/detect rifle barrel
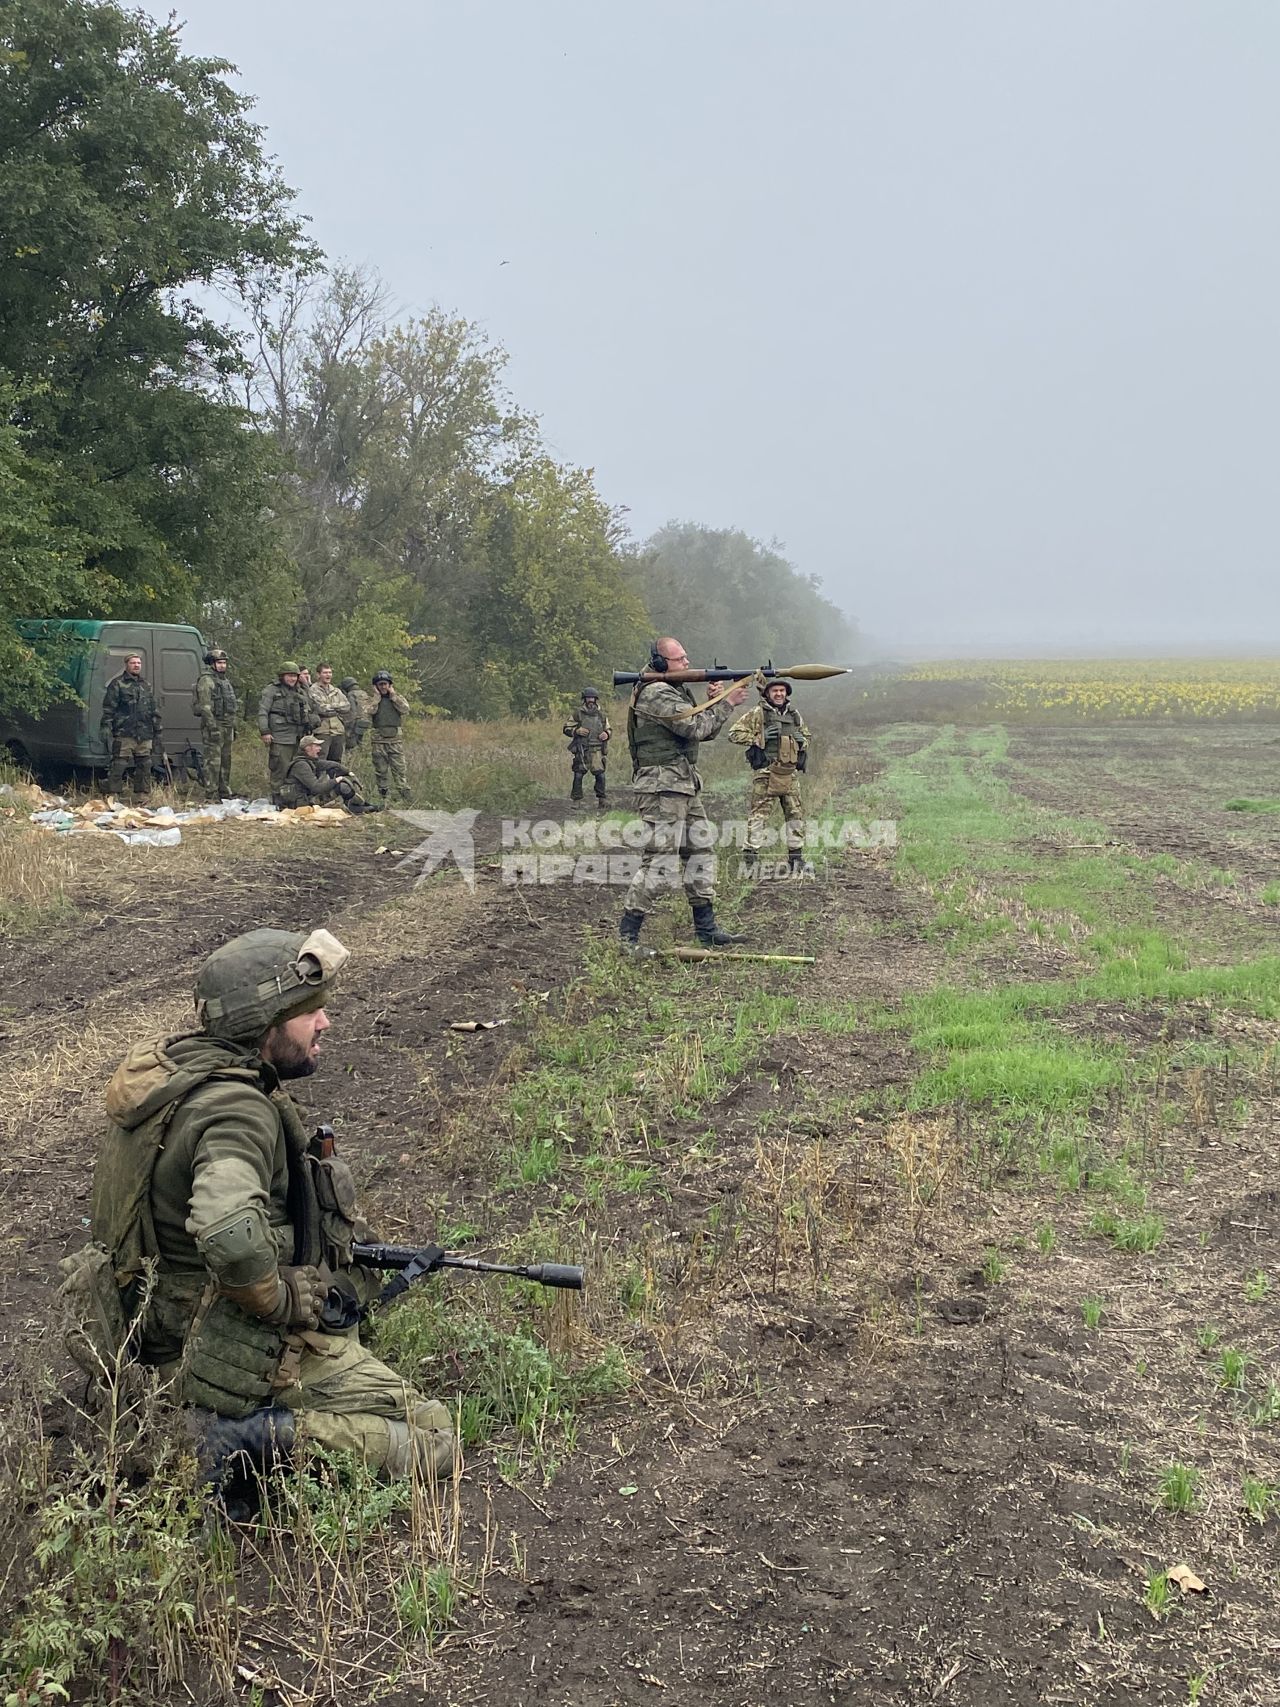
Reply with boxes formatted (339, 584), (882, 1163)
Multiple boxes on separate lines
(353, 1242), (584, 1291)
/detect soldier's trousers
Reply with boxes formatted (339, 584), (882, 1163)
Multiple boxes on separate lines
(278, 1329), (455, 1477)
(267, 739), (298, 788)
(108, 737), (153, 797)
(371, 733), (410, 800)
(204, 725), (234, 796)
(570, 749), (607, 801)
(319, 733), (345, 765)
(622, 792), (717, 913)
(745, 772), (805, 853)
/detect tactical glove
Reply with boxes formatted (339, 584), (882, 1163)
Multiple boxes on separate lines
(796, 747), (808, 773)
(746, 744), (769, 771)
(224, 1265), (328, 1330)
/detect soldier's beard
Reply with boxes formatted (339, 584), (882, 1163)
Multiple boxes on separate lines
(261, 1029), (320, 1080)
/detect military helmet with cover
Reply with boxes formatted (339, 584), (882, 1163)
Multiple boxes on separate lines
(280, 661), (302, 677)
(195, 928), (349, 1043)
(371, 670), (393, 685)
(339, 677), (358, 692)
(205, 648), (229, 666)
(761, 677), (792, 699)
(580, 688), (599, 702)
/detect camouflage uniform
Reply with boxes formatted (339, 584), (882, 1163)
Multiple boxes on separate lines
(729, 696), (810, 857)
(369, 680), (411, 802)
(101, 669), (162, 797)
(341, 681), (373, 751)
(257, 674), (319, 789)
(278, 750), (374, 813)
(86, 930), (453, 1480)
(622, 680), (737, 915)
(563, 694), (612, 805)
(194, 667), (238, 798)
(307, 681), (351, 764)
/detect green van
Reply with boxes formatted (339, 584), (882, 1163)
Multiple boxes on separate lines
(1, 619), (208, 777)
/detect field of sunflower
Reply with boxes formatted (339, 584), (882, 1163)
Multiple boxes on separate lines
(888, 659), (1280, 720)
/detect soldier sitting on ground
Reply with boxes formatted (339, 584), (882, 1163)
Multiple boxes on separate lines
(81, 926), (454, 1507)
(277, 733), (381, 813)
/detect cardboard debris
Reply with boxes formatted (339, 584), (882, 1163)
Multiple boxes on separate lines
(448, 1019), (510, 1033)
(25, 786), (356, 842)
(1167, 1564), (1207, 1595)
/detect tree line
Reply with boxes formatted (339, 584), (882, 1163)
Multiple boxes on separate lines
(0, 0), (857, 721)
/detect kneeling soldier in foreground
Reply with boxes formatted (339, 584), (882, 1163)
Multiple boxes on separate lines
(86, 928), (455, 1493)
(277, 732), (380, 812)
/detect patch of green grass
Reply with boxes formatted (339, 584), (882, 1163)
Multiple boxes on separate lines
(1035, 1222), (1056, 1254)
(1143, 1569), (1173, 1620)
(1262, 882), (1280, 907)
(981, 1246), (1007, 1284)
(1244, 1270), (1270, 1303)
(1089, 1210), (1165, 1253)
(1196, 1324), (1222, 1352)
(1248, 1381), (1280, 1426)
(1218, 1347), (1251, 1391)
(1157, 1461), (1200, 1514)
(374, 1287), (629, 1461)
(1225, 798), (1280, 814)
(396, 1561), (463, 1648)
(1241, 1474), (1278, 1524)
(1081, 1297), (1104, 1330)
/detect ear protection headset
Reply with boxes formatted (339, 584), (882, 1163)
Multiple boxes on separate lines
(648, 642), (668, 673)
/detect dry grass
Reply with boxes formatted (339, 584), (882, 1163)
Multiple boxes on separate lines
(0, 824), (74, 932)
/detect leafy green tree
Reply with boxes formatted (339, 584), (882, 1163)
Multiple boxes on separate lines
(470, 457), (649, 716)
(0, 0), (313, 713)
(629, 523), (857, 669)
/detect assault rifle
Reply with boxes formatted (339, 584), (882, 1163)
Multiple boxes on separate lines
(612, 661), (848, 688)
(321, 1240), (585, 1331)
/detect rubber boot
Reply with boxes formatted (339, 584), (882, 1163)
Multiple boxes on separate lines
(619, 909), (653, 958)
(189, 1405), (296, 1519)
(690, 900), (746, 948)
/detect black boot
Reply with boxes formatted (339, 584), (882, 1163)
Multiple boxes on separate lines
(189, 1405), (296, 1518)
(788, 848), (805, 875)
(690, 900), (746, 948)
(741, 846), (759, 874)
(619, 908), (652, 957)
(570, 777), (584, 804)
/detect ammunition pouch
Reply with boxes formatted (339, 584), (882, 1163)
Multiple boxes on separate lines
(178, 1291), (290, 1418)
(776, 733), (801, 768)
(746, 744), (768, 771)
(57, 1242), (128, 1381)
(311, 1151), (360, 1269)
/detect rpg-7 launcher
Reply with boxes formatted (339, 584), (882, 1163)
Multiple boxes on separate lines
(612, 662), (849, 688)
(321, 1240), (585, 1332)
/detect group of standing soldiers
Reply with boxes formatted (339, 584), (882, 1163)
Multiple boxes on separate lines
(254, 661), (411, 809)
(97, 650), (415, 810)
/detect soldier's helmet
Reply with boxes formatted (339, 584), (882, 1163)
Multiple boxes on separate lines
(339, 677), (358, 692)
(761, 678), (792, 699)
(280, 661), (302, 677)
(205, 648), (229, 666)
(195, 928), (349, 1043)
(581, 688), (599, 701)
(371, 670), (393, 685)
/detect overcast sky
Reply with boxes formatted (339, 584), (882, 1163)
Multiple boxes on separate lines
(156, 1), (1277, 654)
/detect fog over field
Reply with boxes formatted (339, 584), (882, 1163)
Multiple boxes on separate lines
(154, 0), (1277, 656)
